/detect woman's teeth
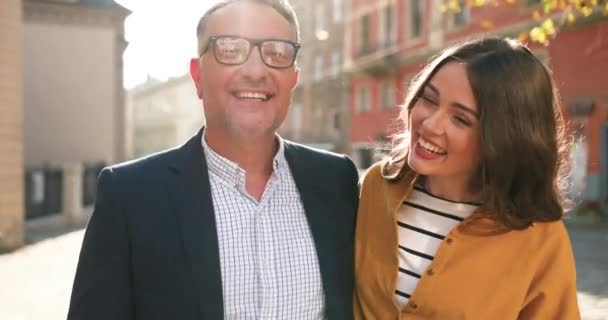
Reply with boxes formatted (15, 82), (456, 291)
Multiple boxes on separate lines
(418, 138), (446, 155)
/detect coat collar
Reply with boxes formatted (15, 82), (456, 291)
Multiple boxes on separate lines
(374, 163), (505, 237)
(167, 128), (224, 319)
(283, 141), (347, 318)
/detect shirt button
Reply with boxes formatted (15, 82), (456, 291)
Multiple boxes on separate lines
(446, 238), (453, 245)
(426, 268), (434, 276)
(409, 301), (418, 309)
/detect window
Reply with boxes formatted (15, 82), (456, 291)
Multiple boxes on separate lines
(315, 4), (325, 33)
(568, 135), (588, 203)
(379, 4), (396, 47)
(357, 147), (374, 169)
(408, 0), (424, 39)
(332, 108), (340, 131)
(315, 106), (324, 129)
(314, 54), (324, 81)
(381, 79), (395, 110)
(524, 0), (541, 6)
(332, 0), (343, 23)
(451, 0), (470, 27)
(359, 14), (371, 55)
(357, 86), (371, 113)
(331, 49), (341, 78)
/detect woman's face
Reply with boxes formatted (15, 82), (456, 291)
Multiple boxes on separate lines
(407, 62), (481, 186)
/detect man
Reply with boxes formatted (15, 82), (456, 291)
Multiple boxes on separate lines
(67, 0), (359, 319)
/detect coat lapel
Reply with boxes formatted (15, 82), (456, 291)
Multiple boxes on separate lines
(283, 142), (342, 317)
(167, 129), (224, 319)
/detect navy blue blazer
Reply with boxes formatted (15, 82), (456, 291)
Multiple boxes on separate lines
(67, 129), (359, 320)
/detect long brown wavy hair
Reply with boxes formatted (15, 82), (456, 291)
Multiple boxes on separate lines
(382, 37), (571, 230)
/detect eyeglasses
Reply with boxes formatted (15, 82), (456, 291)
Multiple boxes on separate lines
(201, 35), (300, 69)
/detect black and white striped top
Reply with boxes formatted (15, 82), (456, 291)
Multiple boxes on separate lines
(394, 185), (479, 309)
(202, 135), (325, 320)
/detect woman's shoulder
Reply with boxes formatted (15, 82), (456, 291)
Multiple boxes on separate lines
(359, 161), (417, 205)
(360, 162), (384, 183)
(480, 218), (572, 254)
(526, 219), (572, 247)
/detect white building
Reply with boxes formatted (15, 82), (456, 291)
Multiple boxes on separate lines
(129, 75), (205, 158)
(23, 0), (130, 167)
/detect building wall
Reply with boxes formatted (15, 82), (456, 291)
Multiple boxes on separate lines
(548, 23), (608, 202)
(282, 0), (348, 151)
(0, 0), (25, 252)
(348, 0), (608, 168)
(549, 24), (608, 101)
(131, 75), (204, 158)
(23, 22), (119, 166)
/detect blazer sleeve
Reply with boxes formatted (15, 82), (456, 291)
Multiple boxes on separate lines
(518, 222), (580, 320)
(342, 155), (359, 218)
(67, 168), (133, 320)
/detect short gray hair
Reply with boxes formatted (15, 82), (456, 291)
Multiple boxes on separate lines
(195, 0), (300, 56)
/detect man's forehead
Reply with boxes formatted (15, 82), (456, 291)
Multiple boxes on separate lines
(204, 1), (294, 40)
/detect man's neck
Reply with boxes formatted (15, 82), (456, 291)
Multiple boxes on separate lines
(204, 128), (279, 200)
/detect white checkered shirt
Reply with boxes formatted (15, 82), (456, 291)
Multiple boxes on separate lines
(202, 135), (325, 320)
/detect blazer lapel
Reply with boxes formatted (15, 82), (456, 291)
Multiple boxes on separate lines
(167, 129), (224, 319)
(283, 142), (341, 316)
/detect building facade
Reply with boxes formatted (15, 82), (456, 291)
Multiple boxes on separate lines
(0, 0), (25, 252)
(281, 0), (350, 152)
(20, 0), (130, 237)
(346, 0), (608, 209)
(23, 0), (130, 167)
(129, 75), (205, 158)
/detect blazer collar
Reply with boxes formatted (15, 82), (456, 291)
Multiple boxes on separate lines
(283, 142), (346, 318)
(167, 128), (224, 319)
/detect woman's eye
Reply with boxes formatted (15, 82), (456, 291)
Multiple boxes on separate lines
(454, 116), (471, 126)
(420, 95), (436, 106)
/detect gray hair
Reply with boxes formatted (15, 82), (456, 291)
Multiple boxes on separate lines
(195, 0), (300, 56)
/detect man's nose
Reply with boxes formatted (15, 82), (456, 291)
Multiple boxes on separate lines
(240, 46), (268, 81)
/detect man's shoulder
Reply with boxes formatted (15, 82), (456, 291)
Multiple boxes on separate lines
(283, 140), (348, 163)
(105, 145), (183, 179)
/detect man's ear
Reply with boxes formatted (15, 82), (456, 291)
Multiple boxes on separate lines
(289, 67), (299, 90)
(190, 58), (202, 99)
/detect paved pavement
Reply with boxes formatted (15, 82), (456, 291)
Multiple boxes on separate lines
(569, 225), (608, 320)
(0, 225), (607, 320)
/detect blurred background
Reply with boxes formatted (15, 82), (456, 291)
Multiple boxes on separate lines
(0, 0), (607, 319)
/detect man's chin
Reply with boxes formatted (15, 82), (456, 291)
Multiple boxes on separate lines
(227, 122), (277, 141)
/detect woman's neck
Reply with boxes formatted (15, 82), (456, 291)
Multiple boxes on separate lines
(423, 175), (481, 204)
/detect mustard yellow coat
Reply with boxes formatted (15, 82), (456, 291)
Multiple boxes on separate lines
(354, 163), (580, 320)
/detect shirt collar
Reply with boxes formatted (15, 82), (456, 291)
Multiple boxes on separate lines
(201, 131), (287, 186)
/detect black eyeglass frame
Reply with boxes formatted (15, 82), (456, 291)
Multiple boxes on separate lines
(201, 35), (301, 69)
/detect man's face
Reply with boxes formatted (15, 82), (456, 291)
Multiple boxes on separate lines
(190, 1), (299, 141)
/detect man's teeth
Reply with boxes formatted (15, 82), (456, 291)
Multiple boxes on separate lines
(236, 92), (268, 100)
(418, 138), (446, 155)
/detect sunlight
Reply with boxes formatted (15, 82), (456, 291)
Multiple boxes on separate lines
(115, 0), (218, 89)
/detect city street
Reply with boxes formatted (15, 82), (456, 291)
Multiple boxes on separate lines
(0, 225), (607, 320)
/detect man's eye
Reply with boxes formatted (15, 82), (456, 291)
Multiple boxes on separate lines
(220, 47), (240, 55)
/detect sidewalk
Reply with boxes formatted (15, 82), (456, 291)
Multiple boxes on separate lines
(0, 225), (607, 320)
(568, 225), (608, 320)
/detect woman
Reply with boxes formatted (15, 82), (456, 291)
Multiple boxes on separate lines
(353, 37), (580, 319)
